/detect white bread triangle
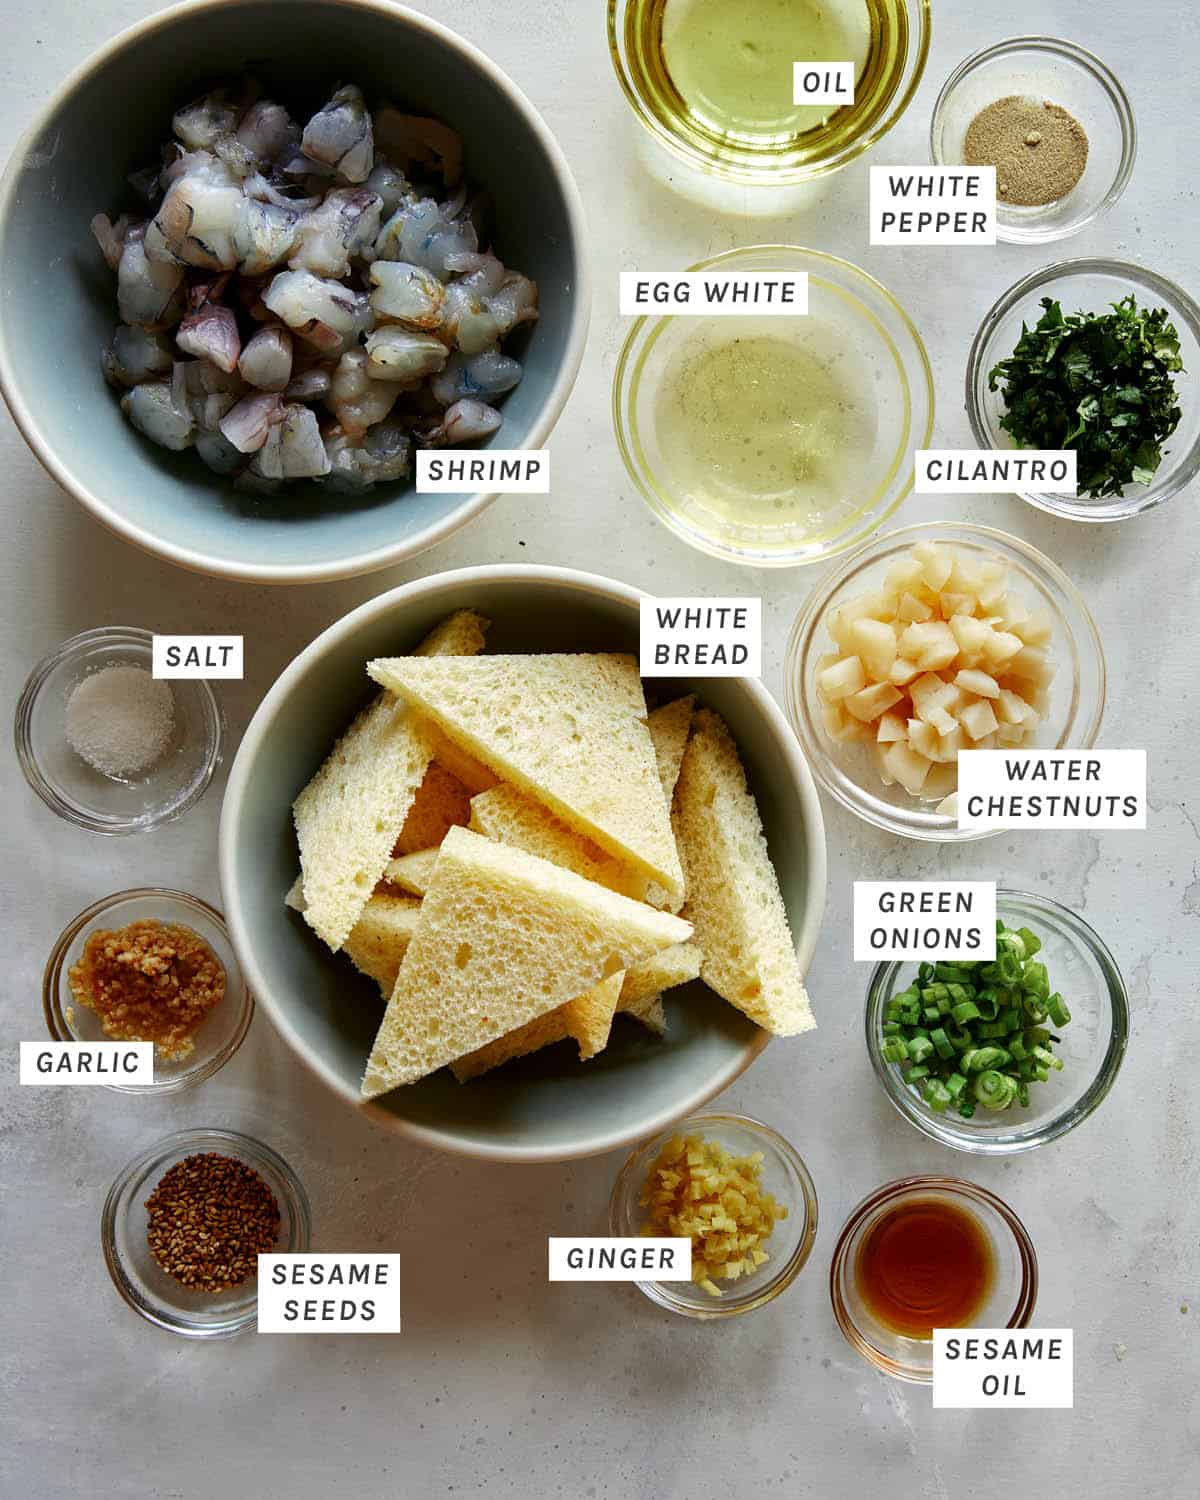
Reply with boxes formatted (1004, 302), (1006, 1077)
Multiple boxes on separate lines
(673, 710), (815, 1037)
(469, 784), (648, 900)
(449, 970), (623, 1082)
(361, 826), (691, 1096)
(366, 654), (684, 899)
(648, 696), (696, 804)
(284, 877), (420, 997)
(292, 609), (486, 950)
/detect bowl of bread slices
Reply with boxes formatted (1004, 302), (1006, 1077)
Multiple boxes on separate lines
(219, 566), (826, 1161)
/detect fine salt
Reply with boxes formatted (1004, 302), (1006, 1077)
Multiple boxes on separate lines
(65, 665), (175, 779)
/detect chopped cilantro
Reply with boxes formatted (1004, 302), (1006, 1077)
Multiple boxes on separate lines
(987, 295), (1184, 498)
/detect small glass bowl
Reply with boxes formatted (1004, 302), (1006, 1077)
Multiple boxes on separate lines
(102, 1128), (310, 1339)
(608, 0), (930, 186)
(15, 626), (222, 834)
(43, 888), (253, 1094)
(614, 246), (934, 568)
(967, 259), (1200, 522)
(784, 522), (1106, 841)
(608, 1112), (818, 1319)
(931, 37), (1135, 244)
(865, 890), (1128, 1153)
(830, 1176), (1037, 1382)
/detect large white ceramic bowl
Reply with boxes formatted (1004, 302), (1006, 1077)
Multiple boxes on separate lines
(219, 566), (827, 1162)
(0, 0), (589, 582)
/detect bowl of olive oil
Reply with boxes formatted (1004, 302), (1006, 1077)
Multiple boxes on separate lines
(613, 246), (934, 568)
(609, 0), (931, 183)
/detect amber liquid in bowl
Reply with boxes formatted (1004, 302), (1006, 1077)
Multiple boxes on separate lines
(855, 1197), (994, 1338)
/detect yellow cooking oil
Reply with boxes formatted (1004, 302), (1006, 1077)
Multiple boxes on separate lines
(653, 320), (878, 537)
(619, 0), (911, 175)
(662, 0), (871, 138)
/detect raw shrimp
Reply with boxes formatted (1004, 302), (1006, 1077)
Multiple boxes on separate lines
(262, 269), (369, 355)
(368, 261), (446, 330)
(93, 79), (535, 487)
(238, 325), (293, 391)
(440, 251), (538, 354)
(302, 85), (373, 183)
(235, 100), (300, 168)
(175, 280), (241, 373)
(322, 421), (413, 493)
(116, 226), (186, 329)
(372, 197), (477, 278)
(416, 398), (502, 447)
(328, 348), (398, 437)
(289, 188), (383, 279)
(365, 159), (414, 220)
(431, 347), (523, 406)
(101, 325), (174, 388)
(121, 383), (194, 450)
(365, 326), (448, 382)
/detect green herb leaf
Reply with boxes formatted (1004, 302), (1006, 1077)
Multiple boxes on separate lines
(987, 295), (1185, 497)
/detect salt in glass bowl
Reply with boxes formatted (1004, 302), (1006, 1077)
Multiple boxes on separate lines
(15, 626), (222, 834)
(830, 1175), (1037, 1383)
(102, 1128), (310, 1339)
(608, 1112), (818, 1319)
(608, 0), (930, 186)
(865, 890), (1128, 1153)
(931, 36), (1135, 244)
(784, 522), (1106, 841)
(43, 888), (253, 1095)
(614, 246), (934, 568)
(966, 259), (1200, 522)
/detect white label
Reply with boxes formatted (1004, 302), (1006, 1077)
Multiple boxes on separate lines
(870, 166), (996, 244)
(414, 449), (549, 493)
(619, 272), (809, 316)
(639, 597), (762, 678)
(548, 1237), (692, 1282)
(933, 1329), (1073, 1408)
(853, 882), (996, 961)
(915, 450), (1077, 495)
(257, 1254), (401, 1333)
(793, 61), (856, 105)
(152, 634), (243, 679)
(19, 1040), (153, 1085)
(957, 750), (1147, 830)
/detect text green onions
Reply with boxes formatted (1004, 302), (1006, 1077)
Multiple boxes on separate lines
(881, 922), (1070, 1118)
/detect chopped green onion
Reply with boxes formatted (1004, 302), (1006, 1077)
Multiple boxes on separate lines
(879, 919), (1071, 1118)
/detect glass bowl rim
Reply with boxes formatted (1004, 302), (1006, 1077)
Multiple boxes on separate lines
(613, 244), (935, 569)
(829, 1173), (1038, 1382)
(606, 0), (932, 185)
(14, 624), (223, 835)
(42, 886), (254, 1094)
(864, 887), (1130, 1153)
(608, 1110), (819, 1319)
(101, 1126), (311, 1339)
(929, 34), (1137, 245)
(783, 520), (1107, 841)
(965, 257), (1200, 520)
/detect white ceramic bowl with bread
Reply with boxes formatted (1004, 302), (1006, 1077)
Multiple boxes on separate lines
(219, 565), (826, 1162)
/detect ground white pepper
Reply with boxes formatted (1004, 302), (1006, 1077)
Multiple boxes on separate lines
(963, 96), (1089, 206)
(146, 1153), (280, 1293)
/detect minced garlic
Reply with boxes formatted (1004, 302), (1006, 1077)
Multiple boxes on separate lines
(639, 1133), (787, 1297)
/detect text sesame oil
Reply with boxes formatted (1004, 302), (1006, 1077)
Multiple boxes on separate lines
(620, 0), (910, 173)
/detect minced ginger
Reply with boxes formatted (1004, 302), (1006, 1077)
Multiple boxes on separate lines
(639, 1133), (787, 1297)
